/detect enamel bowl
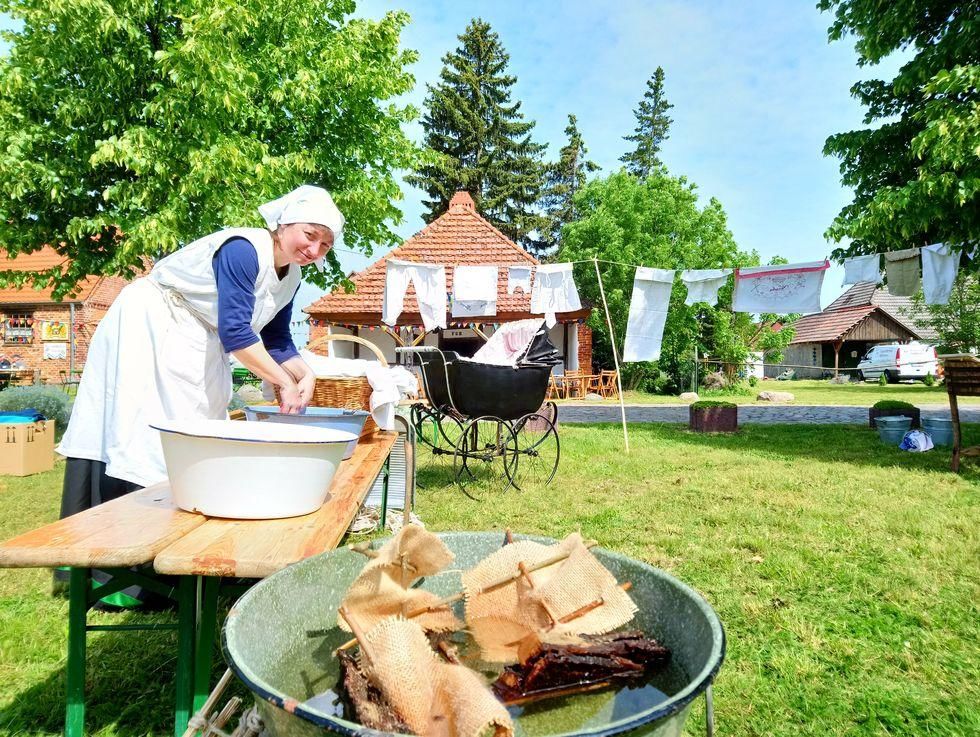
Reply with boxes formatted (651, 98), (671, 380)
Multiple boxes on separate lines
(152, 419), (356, 519)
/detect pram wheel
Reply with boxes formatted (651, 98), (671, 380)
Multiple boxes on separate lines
(505, 408), (560, 491)
(411, 404), (464, 489)
(453, 416), (516, 499)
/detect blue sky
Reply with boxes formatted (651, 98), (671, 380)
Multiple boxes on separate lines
(2, 3), (909, 335)
(347, 0), (908, 311)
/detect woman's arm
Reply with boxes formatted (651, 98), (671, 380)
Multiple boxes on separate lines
(214, 239), (306, 413)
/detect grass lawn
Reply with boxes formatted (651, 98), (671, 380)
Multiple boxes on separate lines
(564, 379), (980, 406)
(2, 424), (979, 736)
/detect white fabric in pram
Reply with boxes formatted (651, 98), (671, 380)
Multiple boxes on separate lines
(468, 319), (545, 367)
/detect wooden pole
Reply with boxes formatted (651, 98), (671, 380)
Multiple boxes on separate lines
(593, 259), (629, 453)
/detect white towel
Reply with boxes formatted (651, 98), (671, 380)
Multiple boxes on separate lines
(508, 266), (532, 295)
(921, 243), (959, 305)
(452, 265), (498, 317)
(842, 254), (882, 286)
(733, 261), (828, 314)
(623, 268), (674, 362)
(530, 263), (581, 328)
(382, 259), (447, 331)
(680, 269), (732, 306)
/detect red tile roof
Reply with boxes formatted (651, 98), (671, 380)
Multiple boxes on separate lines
(0, 247), (106, 305)
(789, 304), (877, 343)
(305, 191), (590, 324)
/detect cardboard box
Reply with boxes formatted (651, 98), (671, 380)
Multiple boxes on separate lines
(0, 420), (55, 477)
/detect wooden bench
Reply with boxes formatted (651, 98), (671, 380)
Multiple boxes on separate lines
(940, 354), (980, 472)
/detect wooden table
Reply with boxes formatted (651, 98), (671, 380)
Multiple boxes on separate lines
(941, 354), (980, 471)
(0, 431), (400, 737)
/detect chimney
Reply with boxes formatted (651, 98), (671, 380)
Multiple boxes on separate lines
(448, 191), (475, 211)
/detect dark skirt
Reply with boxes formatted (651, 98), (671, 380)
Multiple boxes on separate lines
(55, 458), (169, 608)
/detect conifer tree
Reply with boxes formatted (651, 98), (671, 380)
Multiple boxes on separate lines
(408, 19), (547, 247)
(540, 114), (599, 255)
(620, 67), (674, 178)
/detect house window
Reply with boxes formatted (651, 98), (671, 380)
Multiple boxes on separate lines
(3, 312), (35, 345)
(812, 347), (818, 365)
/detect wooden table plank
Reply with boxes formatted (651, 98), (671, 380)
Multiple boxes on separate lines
(0, 483), (205, 569)
(153, 432), (398, 578)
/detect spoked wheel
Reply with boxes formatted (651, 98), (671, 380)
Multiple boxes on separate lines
(413, 407), (465, 489)
(453, 416), (516, 499)
(505, 410), (560, 491)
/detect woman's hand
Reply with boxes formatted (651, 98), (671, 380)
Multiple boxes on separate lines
(296, 370), (316, 406)
(278, 381), (307, 414)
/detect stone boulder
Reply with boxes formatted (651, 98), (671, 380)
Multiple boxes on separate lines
(584, 392), (605, 401)
(679, 392), (699, 402)
(757, 390), (794, 403)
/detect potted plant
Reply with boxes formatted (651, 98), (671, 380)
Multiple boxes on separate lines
(869, 399), (920, 429)
(690, 400), (738, 433)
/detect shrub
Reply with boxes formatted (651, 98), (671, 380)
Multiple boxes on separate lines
(748, 376), (759, 387)
(923, 373), (935, 386)
(702, 371), (728, 390)
(0, 385), (73, 427)
(690, 400), (737, 410)
(872, 400), (916, 410)
(878, 373), (888, 386)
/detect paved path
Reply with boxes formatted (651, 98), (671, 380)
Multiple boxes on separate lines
(558, 403), (980, 425)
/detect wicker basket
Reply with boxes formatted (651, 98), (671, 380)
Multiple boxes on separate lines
(276, 333), (388, 436)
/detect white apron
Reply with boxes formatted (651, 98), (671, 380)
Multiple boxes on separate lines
(58, 228), (301, 487)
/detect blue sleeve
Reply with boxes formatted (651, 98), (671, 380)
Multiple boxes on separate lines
(213, 237), (261, 353)
(260, 292), (301, 364)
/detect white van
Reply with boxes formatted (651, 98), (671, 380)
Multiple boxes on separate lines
(856, 342), (939, 383)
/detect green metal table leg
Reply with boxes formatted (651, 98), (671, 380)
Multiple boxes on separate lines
(380, 454), (391, 526)
(65, 567), (89, 737)
(173, 576), (197, 737)
(193, 577), (221, 712)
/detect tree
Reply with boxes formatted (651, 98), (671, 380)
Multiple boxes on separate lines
(407, 18), (547, 247)
(538, 114), (599, 256)
(620, 67), (674, 178)
(820, 1), (980, 261)
(0, 0), (420, 297)
(561, 171), (793, 393)
(904, 274), (980, 352)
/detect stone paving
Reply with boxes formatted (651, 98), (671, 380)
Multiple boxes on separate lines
(558, 403), (980, 425)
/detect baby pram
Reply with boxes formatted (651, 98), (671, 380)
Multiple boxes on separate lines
(398, 319), (561, 495)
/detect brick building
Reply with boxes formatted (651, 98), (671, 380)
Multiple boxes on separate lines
(0, 247), (134, 383)
(304, 191), (593, 372)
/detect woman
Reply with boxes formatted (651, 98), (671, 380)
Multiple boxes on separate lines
(57, 184), (344, 514)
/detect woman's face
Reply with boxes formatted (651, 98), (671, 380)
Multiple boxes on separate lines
(275, 223), (334, 266)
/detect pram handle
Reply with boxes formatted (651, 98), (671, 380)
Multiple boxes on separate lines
(395, 346), (441, 355)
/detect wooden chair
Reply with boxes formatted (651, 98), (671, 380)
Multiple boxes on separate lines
(563, 369), (585, 399)
(546, 374), (565, 400)
(584, 373), (602, 395)
(599, 369), (619, 399)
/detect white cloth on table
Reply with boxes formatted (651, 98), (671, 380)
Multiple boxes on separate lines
(842, 254), (882, 286)
(680, 269), (732, 306)
(257, 185), (344, 271)
(382, 259), (447, 331)
(452, 265), (498, 317)
(623, 268), (675, 363)
(530, 263), (581, 328)
(732, 260), (828, 314)
(297, 350), (418, 431)
(921, 243), (959, 305)
(469, 318), (544, 367)
(508, 266), (532, 295)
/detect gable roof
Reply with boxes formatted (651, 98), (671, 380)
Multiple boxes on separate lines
(0, 247), (106, 305)
(824, 282), (938, 340)
(305, 191), (589, 324)
(790, 304), (878, 343)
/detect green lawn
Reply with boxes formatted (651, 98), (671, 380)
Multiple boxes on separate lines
(2, 425), (979, 736)
(564, 379), (980, 406)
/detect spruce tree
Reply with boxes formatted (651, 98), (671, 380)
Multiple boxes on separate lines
(407, 19), (547, 247)
(540, 114), (599, 256)
(620, 67), (674, 178)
